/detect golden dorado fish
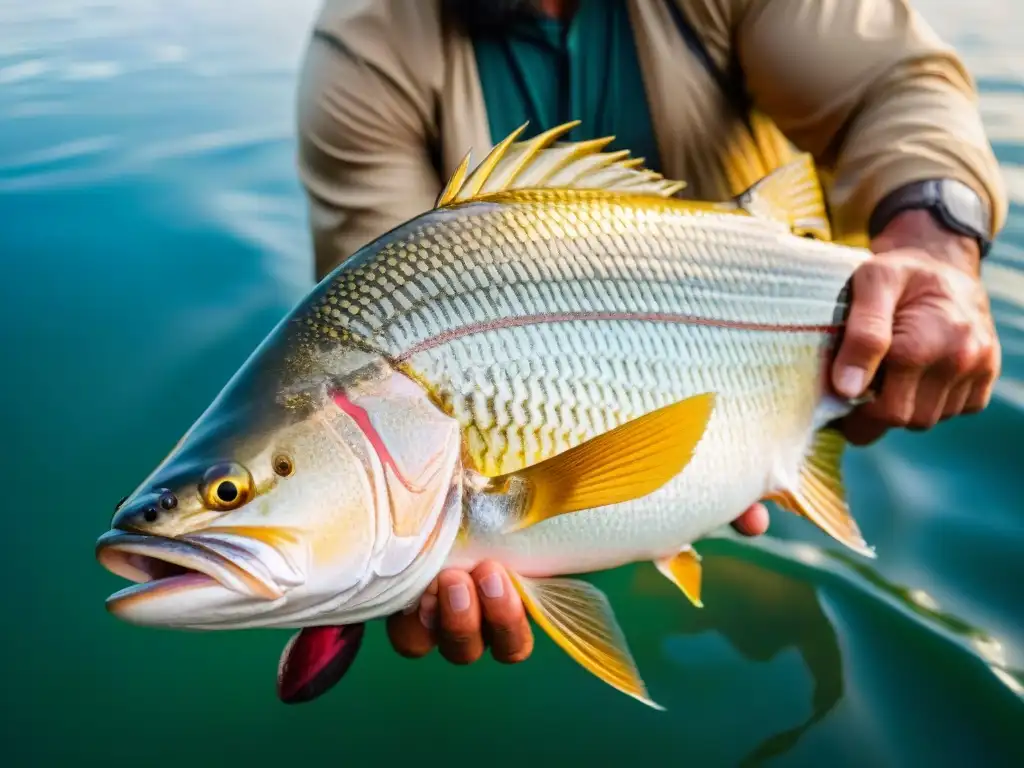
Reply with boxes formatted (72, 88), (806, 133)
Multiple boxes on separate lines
(95, 121), (875, 709)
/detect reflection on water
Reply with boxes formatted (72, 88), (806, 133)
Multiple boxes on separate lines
(632, 551), (845, 766)
(632, 531), (1024, 765)
(821, 545), (1024, 699)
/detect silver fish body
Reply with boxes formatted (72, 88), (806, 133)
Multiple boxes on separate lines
(291, 192), (868, 578)
(96, 124), (875, 707)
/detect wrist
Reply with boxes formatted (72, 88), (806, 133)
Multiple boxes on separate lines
(867, 178), (991, 271)
(871, 209), (981, 276)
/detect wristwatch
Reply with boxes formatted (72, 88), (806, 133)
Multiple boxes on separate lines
(868, 178), (992, 258)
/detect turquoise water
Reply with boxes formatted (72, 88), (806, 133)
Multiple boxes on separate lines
(1, 1), (1022, 765)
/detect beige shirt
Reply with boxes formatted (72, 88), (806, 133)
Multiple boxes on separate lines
(296, 0), (1007, 280)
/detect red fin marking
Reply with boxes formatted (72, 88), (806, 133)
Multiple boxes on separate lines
(331, 391), (424, 493)
(277, 624), (365, 704)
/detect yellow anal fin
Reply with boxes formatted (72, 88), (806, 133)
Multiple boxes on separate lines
(770, 429), (875, 558)
(654, 547), (703, 608)
(494, 392), (716, 533)
(508, 571), (663, 710)
(433, 120), (687, 208)
(735, 153), (832, 241)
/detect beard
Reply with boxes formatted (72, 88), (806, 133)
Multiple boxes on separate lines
(442, 0), (541, 35)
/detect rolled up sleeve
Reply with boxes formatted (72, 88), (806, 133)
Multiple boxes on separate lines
(733, 0), (1007, 241)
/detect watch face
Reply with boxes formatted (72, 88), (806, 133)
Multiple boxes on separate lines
(939, 179), (988, 235)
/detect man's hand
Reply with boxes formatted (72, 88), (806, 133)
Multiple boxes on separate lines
(385, 506), (769, 664)
(832, 209), (1000, 445)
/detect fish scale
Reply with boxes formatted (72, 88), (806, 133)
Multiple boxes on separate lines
(289, 195), (856, 576)
(296, 199), (852, 363)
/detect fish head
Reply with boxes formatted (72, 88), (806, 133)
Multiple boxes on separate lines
(96, 346), (463, 631)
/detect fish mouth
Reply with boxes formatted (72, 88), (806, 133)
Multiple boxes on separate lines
(96, 530), (286, 619)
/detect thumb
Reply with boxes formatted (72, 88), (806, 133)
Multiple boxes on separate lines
(832, 260), (905, 399)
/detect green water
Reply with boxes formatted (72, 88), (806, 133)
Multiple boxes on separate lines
(0, 1), (1021, 765)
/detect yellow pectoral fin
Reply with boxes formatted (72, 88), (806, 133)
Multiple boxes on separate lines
(654, 548), (703, 608)
(771, 429), (876, 558)
(495, 392), (716, 533)
(508, 571), (662, 710)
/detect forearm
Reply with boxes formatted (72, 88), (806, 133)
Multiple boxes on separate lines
(735, 0), (1007, 242)
(829, 62), (1005, 246)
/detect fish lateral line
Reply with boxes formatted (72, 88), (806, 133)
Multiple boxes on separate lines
(395, 311), (840, 362)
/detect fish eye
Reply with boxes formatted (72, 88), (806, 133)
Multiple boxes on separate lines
(199, 462), (253, 511)
(272, 453), (294, 477)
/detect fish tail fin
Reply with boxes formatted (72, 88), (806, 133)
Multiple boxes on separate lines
(508, 571), (663, 710)
(734, 153), (832, 242)
(491, 392), (716, 533)
(767, 428), (875, 558)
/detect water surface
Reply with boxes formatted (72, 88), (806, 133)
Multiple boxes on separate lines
(0, 1), (1021, 765)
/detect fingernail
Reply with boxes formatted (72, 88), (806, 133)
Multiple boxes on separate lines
(447, 583), (471, 612)
(837, 367), (867, 397)
(419, 593), (437, 629)
(480, 572), (504, 599)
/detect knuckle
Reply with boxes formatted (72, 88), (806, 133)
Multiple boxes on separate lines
(846, 321), (890, 356)
(441, 634), (482, 665)
(950, 341), (979, 375)
(857, 259), (896, 286)
(922, 269), (946, 293)
(978, 343), (1000, 376)
(889, 341), (936, 370)
(880, 406), (911, 428)
(485, 607), (519, 630)
(436, 569), (466, 588)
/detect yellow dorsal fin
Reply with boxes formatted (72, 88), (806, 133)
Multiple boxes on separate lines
(767, 429), (875, 558)
(434, 152), (472, 209)
(654, 548), (703, 608)
(477, 121), (580, 194)
(433, 120), (687, 208)
(508, 571), (663, 710)
(735, 154), (832, 241)
(458, 122), (530, 201)
(491, 392), (716, 533)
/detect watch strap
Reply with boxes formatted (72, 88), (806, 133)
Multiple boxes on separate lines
(868, 179), (992, 258)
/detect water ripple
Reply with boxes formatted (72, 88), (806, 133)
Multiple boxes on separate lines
(0, 136), (117, 173)
(737, 535), (1024, 701)
(0, 59), (51, 83)
(0, 126), (292, 191)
